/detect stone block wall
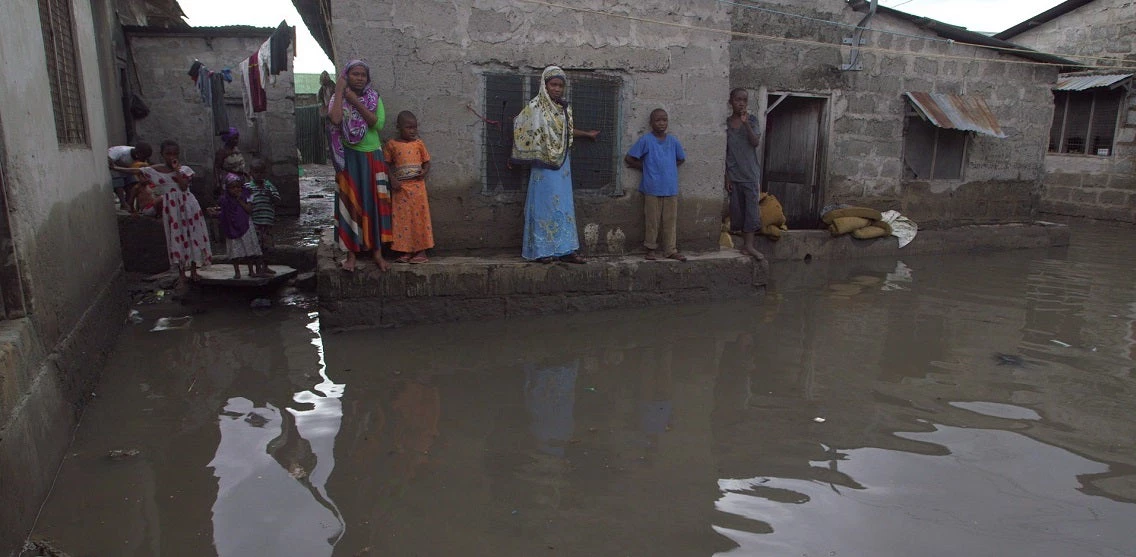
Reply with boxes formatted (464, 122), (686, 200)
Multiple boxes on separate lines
(1007, 0), (1136, 223)
(730, 1), (1057, 227)
(127, 29), (300, 214)
(328, 0), (732, 255)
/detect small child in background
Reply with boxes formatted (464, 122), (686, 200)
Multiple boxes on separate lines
(625, 108), (687, 261)
(384, 111), (435, 264)
(247, 159), (280, 276)
(215, 172), (263, 279)
(127, 160), (156, 215)
(108, 142), (152, 209)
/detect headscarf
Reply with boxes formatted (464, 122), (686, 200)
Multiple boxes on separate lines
(511, 66), (575, 169)
(223, 172), (243, 186)
(221, 127), (240, 144)
(330, 60), (379, 146)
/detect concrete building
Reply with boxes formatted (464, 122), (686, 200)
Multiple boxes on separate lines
(125, 25), (301, 213)
(730, 0), (1077, 229)
(0, 0), (131, 553)
(294, 0), (733, 255)
(996, 0), (1136, 223)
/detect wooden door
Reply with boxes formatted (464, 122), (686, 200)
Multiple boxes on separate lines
(764, 96), (824, 229)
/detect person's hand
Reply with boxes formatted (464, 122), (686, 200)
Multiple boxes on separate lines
(725, 178), (733, 193)
(206, 206), (221, 217)
(586, 130), (600, 141)
(344, 89), (357, 103)
(335, 74), (346, 92)
(389, 179), (402, 192)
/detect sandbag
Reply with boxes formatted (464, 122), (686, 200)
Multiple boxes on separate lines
(851, 225), (889, 239)
(762, 224), (783, 240)
(822, 206), (883, 224)
(829, 216), (872, 236)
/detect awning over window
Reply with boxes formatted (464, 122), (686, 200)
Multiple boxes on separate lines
(1055, 73), (1132, 91)
(904, 92), (1006, 138)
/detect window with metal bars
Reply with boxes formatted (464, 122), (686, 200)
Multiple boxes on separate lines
(38, 0), (89, 146)
(1049, 89), (1123, 156)
(482, 71), (621, 193)
(902, 110), (967, 180)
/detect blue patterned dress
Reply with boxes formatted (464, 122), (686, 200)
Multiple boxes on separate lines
(522, 155), (579, 260)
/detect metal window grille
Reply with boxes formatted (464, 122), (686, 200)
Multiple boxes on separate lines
(902, 113), (966, 180)
(39, 0), (89, 145)
(482, 71), (621, 193)
(1049, 89), (1123, 156)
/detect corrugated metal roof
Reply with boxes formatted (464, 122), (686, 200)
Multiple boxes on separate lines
(904, 92), (1006, 138)
(1055, 73), (1132, 91)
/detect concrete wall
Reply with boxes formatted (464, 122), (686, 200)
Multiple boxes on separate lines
(327, 0), (732, 255)
(730, 1), (1058, 227)
(1008, 0), (1136, 223)
(0, 0), (129, 552)
(127, 29), (300, 214)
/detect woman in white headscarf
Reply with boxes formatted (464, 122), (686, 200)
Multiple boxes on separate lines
(510, 66), (599, 264)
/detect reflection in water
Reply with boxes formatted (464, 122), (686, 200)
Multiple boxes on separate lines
(207, 313), (345, 556)
(29, 222), (1136, 556)
(714, 424), (1133, 557)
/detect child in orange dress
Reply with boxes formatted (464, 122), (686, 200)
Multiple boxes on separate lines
(383, 111), (435, 264)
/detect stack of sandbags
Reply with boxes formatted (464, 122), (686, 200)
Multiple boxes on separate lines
(759, 192), (789, 240)
(822, 206), (893, 239)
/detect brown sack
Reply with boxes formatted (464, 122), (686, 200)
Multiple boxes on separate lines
(829, 216), (872, 236)
(851, 225), (889, 239)
(821, 207), (884, 224)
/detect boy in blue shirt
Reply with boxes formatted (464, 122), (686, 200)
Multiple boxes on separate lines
(625, 108), (687, 261)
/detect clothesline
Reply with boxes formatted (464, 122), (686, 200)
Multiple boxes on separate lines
(186, 21), (295, 136)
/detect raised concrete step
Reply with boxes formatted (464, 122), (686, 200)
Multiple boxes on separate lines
(317, 231), (767, 331)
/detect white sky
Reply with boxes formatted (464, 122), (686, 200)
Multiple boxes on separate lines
(179, 0), (1069, 74)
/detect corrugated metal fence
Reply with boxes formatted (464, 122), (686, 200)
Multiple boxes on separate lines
(295, 105), (327, 165)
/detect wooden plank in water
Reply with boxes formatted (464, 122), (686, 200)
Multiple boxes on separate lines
(195, 265), (297, 287)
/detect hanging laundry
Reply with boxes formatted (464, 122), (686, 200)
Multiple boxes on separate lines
(269, 22), (292, 75)
(257, 39), (273, 86)
(210, 72), (229, 135)
(197, 69), (212, 106)
(188, 60), (203, 80)
(240, 53), (267, 122)
(221, 68), (234, 83)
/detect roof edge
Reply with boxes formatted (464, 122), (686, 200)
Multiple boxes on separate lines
(994, 0), (1097, 40)
(123, 25), (274, 38)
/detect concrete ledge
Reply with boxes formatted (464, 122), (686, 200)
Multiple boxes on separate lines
(0, 271), (127, 555)
(317, 231), (767, 331)
(757, 221), (1070, 261)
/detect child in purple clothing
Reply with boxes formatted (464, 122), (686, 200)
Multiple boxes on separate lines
(214, 172), (263, 278)
(625, 108), (687, 261)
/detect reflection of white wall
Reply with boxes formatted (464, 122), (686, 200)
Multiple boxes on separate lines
(209, 397), (340, 556)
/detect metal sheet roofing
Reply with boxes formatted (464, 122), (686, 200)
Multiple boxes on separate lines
(904, 92), (1006, 138)
(1055, 73), (1133, 91)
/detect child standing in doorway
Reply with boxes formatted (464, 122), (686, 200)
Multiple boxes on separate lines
(248, 159), (280, 276)
(625, 108), (687, 261)
(725, 88), (764, 260)
(215, 172), (263, 279)
(384, 111), (435, 264)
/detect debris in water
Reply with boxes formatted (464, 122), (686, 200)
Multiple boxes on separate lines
(584, 387), (597, 392)
(994, 353), (1025, 366)
(244, 412), (269, 427)
(150, 316), (192, 331)
(106, 449), (141, 460)
(126, 310), (143, 324)
(22, 539), (71, 557)
(813, 417), (826, 423)
(288, 464), (308, 479)
(1050, 339), (1072, 348)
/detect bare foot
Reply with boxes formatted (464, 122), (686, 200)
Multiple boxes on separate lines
(262, 267), (277, 275)
(341, 254), (357, 273)
(233, 271), (242, 279)
(645, 250), (658, 261)
(373, 253), (390, 272)
(743, 246), (765, 260)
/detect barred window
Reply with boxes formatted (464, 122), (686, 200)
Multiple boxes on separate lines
(1049, 89), (1123, 156)
(902, 109), (966, 180)
(39, 0), (89, 145)
(482, 71), (620, 193)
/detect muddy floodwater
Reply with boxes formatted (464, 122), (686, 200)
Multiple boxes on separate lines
(29, 222), (1136, 556)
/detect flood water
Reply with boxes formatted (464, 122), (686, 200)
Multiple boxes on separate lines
(29, 222), (1136, 556)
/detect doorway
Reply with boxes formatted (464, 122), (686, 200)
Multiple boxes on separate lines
(764, 94), (827, 229)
